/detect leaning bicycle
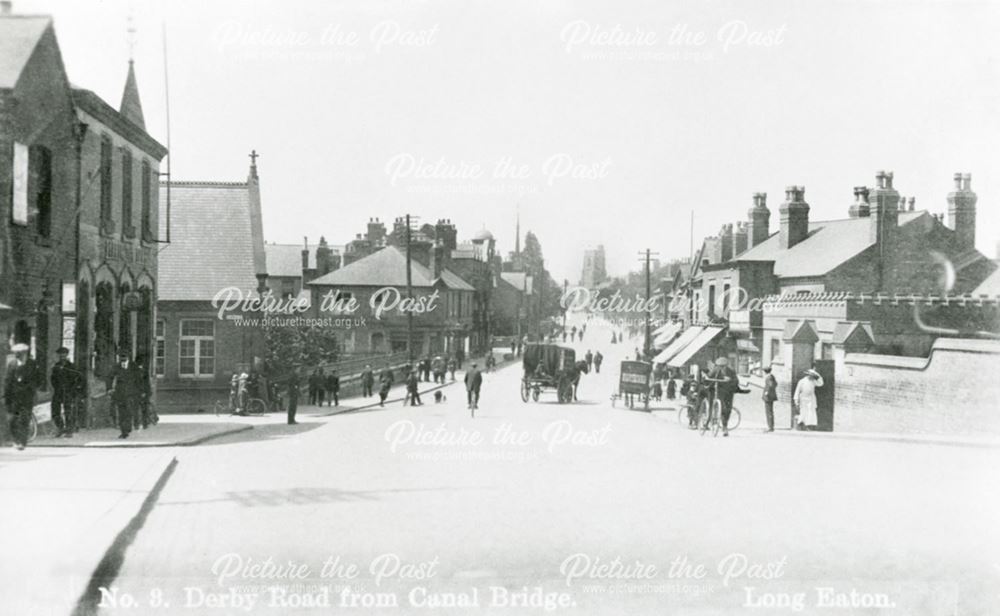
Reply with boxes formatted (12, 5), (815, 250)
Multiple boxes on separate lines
(698, 378), (743, 437)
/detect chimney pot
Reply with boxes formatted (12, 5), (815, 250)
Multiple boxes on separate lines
(907, 197), (915, 211)
(962, 173), (972, 191)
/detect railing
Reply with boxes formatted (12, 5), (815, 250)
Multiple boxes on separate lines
(318, 352), (409, 377)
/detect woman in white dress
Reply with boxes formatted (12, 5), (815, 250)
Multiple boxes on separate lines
(793, 368), (824, 429)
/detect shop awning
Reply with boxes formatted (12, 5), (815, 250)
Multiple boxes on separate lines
(667, 326), (725, 368)
(652, 322), (682, 348)
(653, 326), (704, 364)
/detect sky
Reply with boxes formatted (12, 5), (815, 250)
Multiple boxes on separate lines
(19, 0), (1000, 282)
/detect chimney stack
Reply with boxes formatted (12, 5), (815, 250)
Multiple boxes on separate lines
(848, 186), (870, 218)
(719, 224), (734, 262)
(747, 192), (771, 248)
(947, 172), (977, 250)
(301, 236), (309, 270)
(869, 170), (900, 246)
(779, 185), (810, 250)
(732, 221), (748, 257)
(907, 197), (915, 212)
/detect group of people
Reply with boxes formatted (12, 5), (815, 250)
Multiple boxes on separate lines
(670, 358), (824, 435)
(3, 344), (155, 449)
(561, 323), (587, 343)
(307, 368), (341, 407)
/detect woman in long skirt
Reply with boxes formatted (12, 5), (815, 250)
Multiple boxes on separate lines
(793, 368), (824, 430)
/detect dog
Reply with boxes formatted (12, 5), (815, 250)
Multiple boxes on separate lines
(434, 391), (447, 404)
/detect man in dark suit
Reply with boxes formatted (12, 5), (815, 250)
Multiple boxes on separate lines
(50, 346), (82, 437)
(360, 364), (374, 397)
(4, 343), (40, 450)
(109, 352), (144, 439)
(465, 363), (483, 411)
(286, 369), (300, 424)
(706, 357), (741, 437)
(378, 365), (394, 407)
(762, 366), (778, 432)
(326, 369), (340, 407)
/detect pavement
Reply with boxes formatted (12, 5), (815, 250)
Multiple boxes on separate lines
(2, 322), (999, 615)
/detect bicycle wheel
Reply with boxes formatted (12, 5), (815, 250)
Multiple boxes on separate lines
(28, 413), (39, 443)
(678, 404), (687, 424)
(248, 398), (267, 415)
(520, 380), (530, 403)
(712, 399), (722, 437)
(698, 399), (710, 436)
(728, 407), (742, 431)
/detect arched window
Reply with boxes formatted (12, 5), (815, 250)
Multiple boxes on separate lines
(95, 282), (114, 376)
(118, 282), (132, 355)
(135, 287), (153, 364)
(76, 280), (90, 372)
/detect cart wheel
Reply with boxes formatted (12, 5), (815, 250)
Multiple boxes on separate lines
(532, 387), (540, 402)
(520, 380), (530, 403)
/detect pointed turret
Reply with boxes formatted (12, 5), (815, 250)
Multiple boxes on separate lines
(119, 60), (145, 128)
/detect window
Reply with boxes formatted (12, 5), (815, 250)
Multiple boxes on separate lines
(121, 148), (133, 236)
(821, 342), (833, 360)
(722, 283), (731, 313)
(100, 136), (113, 226)
(141, 160), (152, 240)
(707, 285), (716, 318)
(179, 319), (215, 377)
(281, 279), (295, 298)
(30, 145), (52, 237)
(154, 319), (165, 376)
(769, 338), (781, 365)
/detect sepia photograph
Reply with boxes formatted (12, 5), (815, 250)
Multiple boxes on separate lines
(1, 0), (999, 614)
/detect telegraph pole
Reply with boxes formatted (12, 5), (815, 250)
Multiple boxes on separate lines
(638, 248), (660, 359)
(405, 214), (414, 365)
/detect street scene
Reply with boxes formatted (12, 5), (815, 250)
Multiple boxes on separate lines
(2, 0), (1000, 614)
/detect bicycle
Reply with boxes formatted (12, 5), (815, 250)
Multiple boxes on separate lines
(698, 377), (743, 437)
(216, 390), (267, 416)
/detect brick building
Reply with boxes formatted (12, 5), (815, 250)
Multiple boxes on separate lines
(667, 171), (997, 374)
(155, 161), (266, 412)
(306, 245), (475, 355)
(1, 11), (167, 424)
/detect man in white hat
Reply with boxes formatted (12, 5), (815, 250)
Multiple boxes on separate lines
(3, 343), (40, 450)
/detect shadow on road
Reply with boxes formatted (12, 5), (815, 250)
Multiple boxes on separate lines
(159, 485), (492, 508)
(198, 421), (325, 447)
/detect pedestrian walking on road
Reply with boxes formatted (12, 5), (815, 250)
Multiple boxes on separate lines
(378, 366), (394, 406)
(308, 369), (321, 405)
(706, 357), (740, 437)
(456, 347), (465, 370)
(447, 357), (457, 381)
(361, 364), (374, 397)
(762, 366), (778, 432)
(109, 352), (143, 439)
(286, 370), (300, 424)
(585, 350), (594, 372)
(432, 356), (445, 384)
(404, 367), (423, 406)
(793, 368), (823, 430)
(315, 367), (326, 406)
(326, 370), (340, 407)
(133, 355), (153, 430)
(593, 351), (603, 374)
(50, 346), (82, 438)
(4, 343), (40, 450)
(465, 363), (483, 413)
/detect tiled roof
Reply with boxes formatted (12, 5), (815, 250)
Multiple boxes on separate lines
(307, 245), (474, 291)
(158, 181), (261, 300)
(266, 243), (314, 277)
(734, 211), (924, 277)
(0, 16), (50, 88)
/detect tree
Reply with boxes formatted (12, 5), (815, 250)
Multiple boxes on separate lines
(263, 321), (338, 379)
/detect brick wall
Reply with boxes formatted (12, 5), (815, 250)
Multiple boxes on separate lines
(834, 338), (1000, 436)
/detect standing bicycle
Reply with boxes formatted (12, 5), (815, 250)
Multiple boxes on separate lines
(700, 358), (748, 437)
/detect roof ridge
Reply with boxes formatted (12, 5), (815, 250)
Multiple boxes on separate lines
(162, 180), (249, 188)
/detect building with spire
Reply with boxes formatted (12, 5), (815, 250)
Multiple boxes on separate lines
(0, 5), (168, 424)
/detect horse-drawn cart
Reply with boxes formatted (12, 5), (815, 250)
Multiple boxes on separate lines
(521, 343), (577, 403)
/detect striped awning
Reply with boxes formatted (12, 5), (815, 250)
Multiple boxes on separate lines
(653, 322), (682, 348)
(667, 326), (725, 368)
(653, 326), (704, 364)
